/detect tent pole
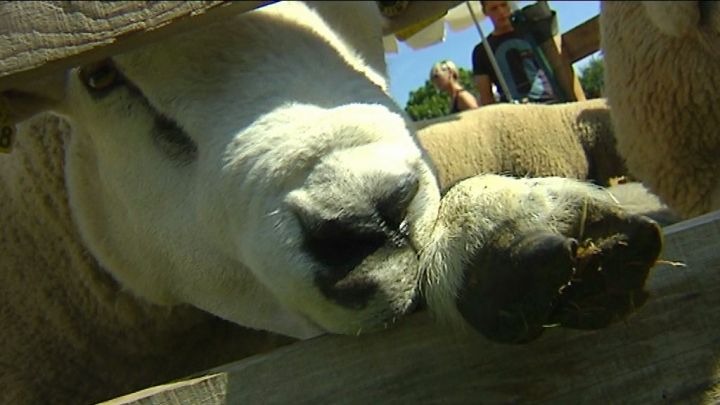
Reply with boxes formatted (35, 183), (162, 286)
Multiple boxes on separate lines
(466, 1), (516, 103)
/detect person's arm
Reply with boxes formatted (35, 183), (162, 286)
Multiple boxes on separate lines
(471, 44), (496, 106)
(457, 90), (479, 111)
(474, 75), (495, 106)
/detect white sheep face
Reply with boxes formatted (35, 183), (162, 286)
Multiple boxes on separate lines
(52, 2), (441, 338)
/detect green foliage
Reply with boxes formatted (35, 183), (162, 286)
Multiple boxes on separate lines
(404, 67), (479, 121)
(404, 81), (449, 122)
(578, 56), (604, 99)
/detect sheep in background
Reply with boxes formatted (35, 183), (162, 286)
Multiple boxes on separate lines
(601, 1), (720, 219)
(415, 99), (680, 225)
(415, 99), (623, 191)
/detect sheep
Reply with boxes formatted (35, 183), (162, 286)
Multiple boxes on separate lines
(0, 2), (663, 402)
(415, 99), (681, 226)
(601, 1), (720, 219)
(0, 114), (296, 403)
(415, 98), (626, 191)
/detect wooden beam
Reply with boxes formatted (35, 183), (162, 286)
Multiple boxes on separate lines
(0, 1), (271, 92)
(381, 1), (465, 36)
(0, 1), (601, 93)
(561, 15), (600, 64)
(537, 14), (601, 101)
(103, 210), (720, 404)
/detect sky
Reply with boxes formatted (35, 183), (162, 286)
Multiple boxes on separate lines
(385, 1), (602, 107)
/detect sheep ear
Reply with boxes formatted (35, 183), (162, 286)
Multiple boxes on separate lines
(0, 72), (66, 153)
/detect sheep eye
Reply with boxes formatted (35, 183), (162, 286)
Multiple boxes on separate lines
(79, 59), (123, 93)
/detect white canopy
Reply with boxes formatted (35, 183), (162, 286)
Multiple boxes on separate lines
(383, 1), (525, 53)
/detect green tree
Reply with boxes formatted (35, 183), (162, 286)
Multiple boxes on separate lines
(404, 67), (479, 121)
(578, 56), (604, 99)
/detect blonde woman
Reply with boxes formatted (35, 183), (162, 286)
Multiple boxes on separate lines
(430, 60), (479, 113)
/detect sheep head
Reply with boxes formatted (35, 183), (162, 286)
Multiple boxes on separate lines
(2, 2), (444, 339)
(0, 1), (664, 344)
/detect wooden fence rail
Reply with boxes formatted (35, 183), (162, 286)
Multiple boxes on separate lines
(0, 2), (275, 92)
(0, 1), (466, 92)
(563, 15), (600, 64)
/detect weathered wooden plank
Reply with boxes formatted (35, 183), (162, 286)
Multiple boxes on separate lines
(105, 210), (720, 404)
(0, 1), (271, 91)
(99, 374), (229, 405)
(381, 1), (465, 36)
(562, 15), (600, 63)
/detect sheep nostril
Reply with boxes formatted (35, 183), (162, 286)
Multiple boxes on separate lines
(376, 173), (419, 241)
(301, 216), (387, 271)
(297, 173), (420, 271)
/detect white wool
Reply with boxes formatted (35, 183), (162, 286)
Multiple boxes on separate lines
(602, 1), (720, 218)
(415, 99), (625, 191)
(1, 2), (441, 402)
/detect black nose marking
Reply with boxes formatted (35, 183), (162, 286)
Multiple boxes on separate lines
(296, 173), (420, 309)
